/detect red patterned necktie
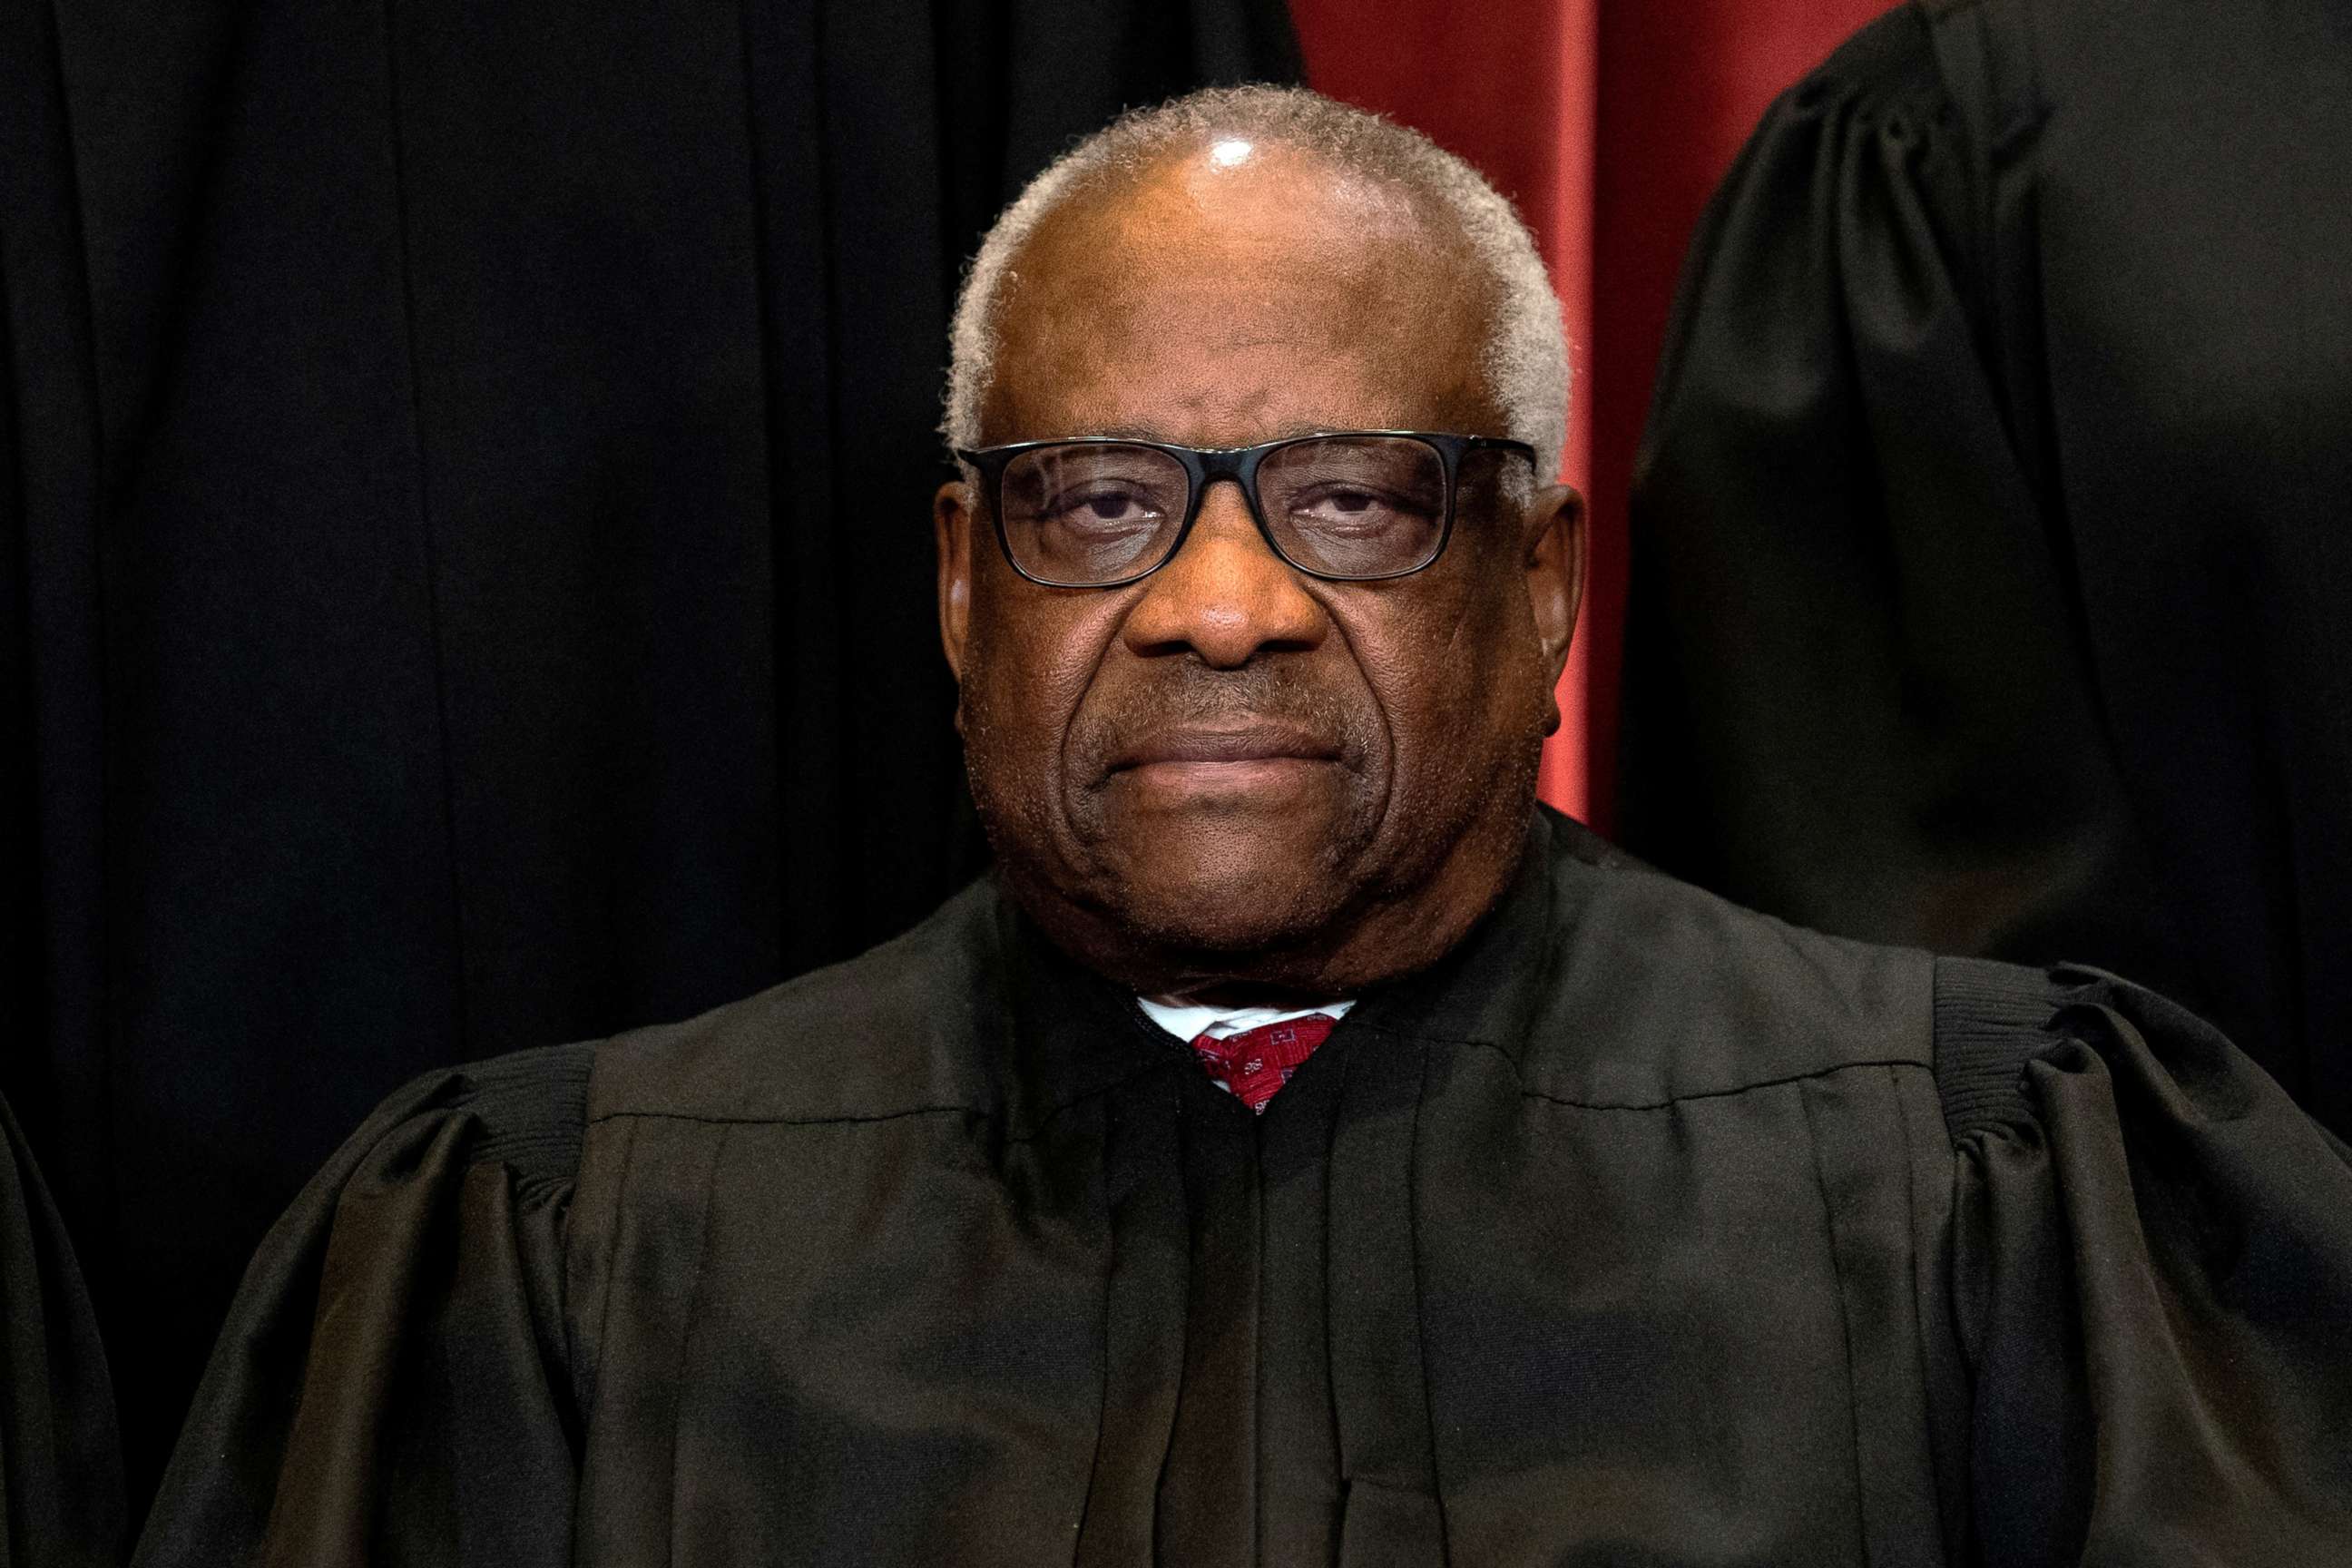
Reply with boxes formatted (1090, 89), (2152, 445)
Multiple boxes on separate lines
(1189, 1014), (1340, 1112)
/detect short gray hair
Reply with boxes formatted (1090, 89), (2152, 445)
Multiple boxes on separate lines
(943, 84), (1570, 479)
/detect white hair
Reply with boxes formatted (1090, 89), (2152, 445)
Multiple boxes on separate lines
(943, 85), (1570, 480)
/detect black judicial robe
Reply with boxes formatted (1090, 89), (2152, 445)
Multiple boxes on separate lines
(135, 812), (2352, 1565)
(1618, 0), (2352, 1141)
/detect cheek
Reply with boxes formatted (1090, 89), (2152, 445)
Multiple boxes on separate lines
(958, 589), (1124, 815)
(1355, 581), (1546, 804)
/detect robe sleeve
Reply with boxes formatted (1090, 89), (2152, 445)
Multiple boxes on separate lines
(1937, 959), (2352, 1566)
(132, 1044), (594, 1568)
(0, 1096), (126, 1568)
(1617, 4), (2176, 986)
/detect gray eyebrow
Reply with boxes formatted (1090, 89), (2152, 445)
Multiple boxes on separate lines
(1048, 425), (1344, 447)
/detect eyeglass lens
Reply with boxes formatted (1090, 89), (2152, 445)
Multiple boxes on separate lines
(997, 436), (1448, 585)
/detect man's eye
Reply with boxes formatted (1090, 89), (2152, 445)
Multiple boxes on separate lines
(1046, 486), (1161, 526)
(1290, 486), (1424, 529)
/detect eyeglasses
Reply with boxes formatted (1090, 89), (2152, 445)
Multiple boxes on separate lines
(952, 431), (1537, 588)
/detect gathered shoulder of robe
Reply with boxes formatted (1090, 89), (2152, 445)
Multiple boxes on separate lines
(134, 809), (2352, 1566)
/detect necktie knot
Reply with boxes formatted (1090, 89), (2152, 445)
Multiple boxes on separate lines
(1190, 1014), (1339, 1112)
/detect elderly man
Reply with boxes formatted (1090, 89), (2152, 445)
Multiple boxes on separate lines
(137, 87), (2351, 1566)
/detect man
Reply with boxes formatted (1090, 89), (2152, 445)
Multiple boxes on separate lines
(136, 86), (2352, 1566)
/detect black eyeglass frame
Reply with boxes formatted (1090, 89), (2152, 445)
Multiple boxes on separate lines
(951, 430), (1540, 589)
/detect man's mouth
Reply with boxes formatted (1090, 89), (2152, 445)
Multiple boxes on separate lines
(1102, 723), (1346, 802)
(1109, 722), (1344, 771)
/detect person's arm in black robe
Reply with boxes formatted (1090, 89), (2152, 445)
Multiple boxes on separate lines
(1619, 0), (2352, 1138)
(131, 1047), (589, 1567)
(0, 1095), (124, 1567)
(1619, 4), (2161, 974)
(1945, 963), (2352, 1564)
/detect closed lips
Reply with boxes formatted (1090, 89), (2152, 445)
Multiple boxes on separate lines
(1110, 726), (1342, 769)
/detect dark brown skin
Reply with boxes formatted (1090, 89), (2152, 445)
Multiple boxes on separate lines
(935, 142), (1584, 1003)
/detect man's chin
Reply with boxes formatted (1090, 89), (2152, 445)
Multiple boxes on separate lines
(1089, 850), (1359, 965)
(1014, 786), (1390, 983)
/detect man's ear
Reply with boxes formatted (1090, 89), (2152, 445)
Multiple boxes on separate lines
(1525, 483), (1586, 688)
(935, 478), (975, 685)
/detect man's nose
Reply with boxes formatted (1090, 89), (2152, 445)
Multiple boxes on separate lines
(1119, 479), (1328, 666)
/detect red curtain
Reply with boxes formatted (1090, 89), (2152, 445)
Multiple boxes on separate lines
(1289, 0), (1895, 829)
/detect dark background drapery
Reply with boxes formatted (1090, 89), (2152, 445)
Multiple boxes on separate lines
(3, 0), (1296, 1504)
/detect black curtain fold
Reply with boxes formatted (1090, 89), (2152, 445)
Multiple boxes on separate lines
(3, 0), (1298, 1514)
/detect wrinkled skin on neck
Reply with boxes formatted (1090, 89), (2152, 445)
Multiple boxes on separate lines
(935, 143), (1584, 1004)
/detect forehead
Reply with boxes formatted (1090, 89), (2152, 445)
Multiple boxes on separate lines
(981, 147), (1504, 447)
